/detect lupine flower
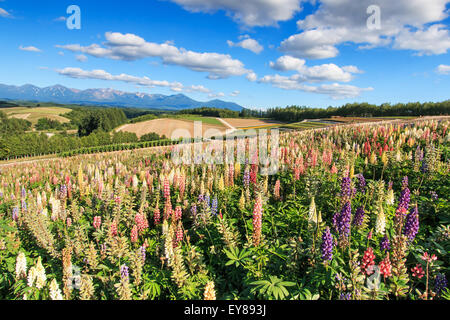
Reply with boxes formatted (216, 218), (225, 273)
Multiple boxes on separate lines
(333, 201), (351, 244)
(340, 176), (352, 200)
(204, 281), (216, 300)
(421, 252), (437, 263)
(190, 204), (197, 218)
(34, 257), (47, 289)
(375, 206), (386, 235)
(340, 293), (352, 300)
(131, 225), (138, 243)
(153, 208), (160, 225)
(404, 206), (419, 242)
(434, 273), (447, 296)
(163, 178), (170, 200)
(49, 279), (64, 300)
(135, 214), (149, 233)
(357, 174), (366, 194)
(110, 221), (118, 237)
(93, 216), (102, 229)
(211, 197), (218, 216)
(308, 197), (318, 223)
(243, 168), (250, 188)
(386, 188), (395, 205)
(252, 195), (263, 246)
(397, 187), (411, 212)
(379, 253), (392, 279)
(380, 235), (390, 253)
(353, 206), (365, 227)
(411, 264), (425, 279)
(430, 191), (438, 201)
(361, 247), (376, 276)
(120, 264), (129, 281)
(176, 221), (183, 244)
(12, 207), (19, 221)
(15, 252), (27, 279)
(174, 206), (182, 221)
(321, 227), (333, 262)
(274, 179), (281, 200)
(139, 246), (146, 264)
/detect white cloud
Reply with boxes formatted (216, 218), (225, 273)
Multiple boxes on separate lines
(259, 74), (373, 99)
(436, 64), (450, 75)
(19, 46), (42, 52)
(76, 54), (88, 62)
(393, 24), (450, 55)
(0, 8), (10, 17)
(56, 67), (215, 94)
(54, 16), (66, 22)
(269, 55), (363, 83)
(280, 0), (450, 59)
(227, 35), (263, 54)
(169, 0), (302, 27)
(208, 92), (225, 98)
(56, 32), (254, 79)
(230, 90), (240, 96)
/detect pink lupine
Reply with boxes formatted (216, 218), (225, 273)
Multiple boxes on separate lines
(174, 206), (182, 221)
(135, 214), (149, 234)
(153, 208), (160, 225)
(93, 216), (101, 229)
(252, 195), (263, 247)
(110, 221), (118, 237)
(131, 225), (138, 243)
(163, 178), (170, 200)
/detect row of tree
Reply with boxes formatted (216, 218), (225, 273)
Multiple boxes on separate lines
(259, 101), (450, 122)
(177, 107), (240, 118)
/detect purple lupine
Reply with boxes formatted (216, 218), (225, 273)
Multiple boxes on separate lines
(430, 191), (438, 201)
(211, 197), (218, 216)
(340, 293), (352, 300)
(401, 176), (409, 189)
(357, 174), (366, 194)
(190, 204), (197, 217)
(243, 168), (250, 188)
(333, 202), (352, 240)
(21, 187), (26, 198)
(198, 194), (204, 203)
(434, 273), (448, 296)
(321, 227), (333, 261)
(404, 206), (419, 242)
(353, 206), (365, 227)
(21, 200), (27, 212)
(340, 176), (352, 200)
(139, 246), (146, 263)
(420, 160), (428, 173)
(380, 235), (390, 252)
(397, 184), (411, 212)
(12, 207), (19, 221)
(120, 264), (129, 281)
(415, 145), (424, 161)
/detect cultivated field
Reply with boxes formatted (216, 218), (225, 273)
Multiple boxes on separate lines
(0, 117), (448, 301)
(3, 107), (72, 125)
(222, 118), (283, 129)
(116, 118), (227, 139)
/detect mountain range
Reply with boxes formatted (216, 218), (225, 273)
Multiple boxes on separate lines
(0, 83), (243, 111)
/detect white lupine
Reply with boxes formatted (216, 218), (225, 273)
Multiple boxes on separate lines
(35, 257), (47, 289)
(386, 189), (395, 205)
(375, 206), (386, 235)
(308, 197), (317, 223)
(15, 252), (27, 279)
(27, 267), (37, 287)
(49, 279), (64, 300)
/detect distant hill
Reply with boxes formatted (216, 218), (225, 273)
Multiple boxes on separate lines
(0, 83), (243, 111)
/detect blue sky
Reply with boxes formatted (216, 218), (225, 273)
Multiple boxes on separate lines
(1, 0), (450, 109)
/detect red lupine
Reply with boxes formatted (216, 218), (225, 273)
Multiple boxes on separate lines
(163, 178), (170, 200)
(411, 264), (425, 279)
(361, 247), (376, 275)
(174, 206), (182, 221)
(379, 253), (392, 278)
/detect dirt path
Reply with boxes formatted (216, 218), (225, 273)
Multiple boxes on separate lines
(216, 118), (237, 134)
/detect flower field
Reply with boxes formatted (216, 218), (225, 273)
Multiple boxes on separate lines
(0, 118), (449, 300)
